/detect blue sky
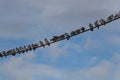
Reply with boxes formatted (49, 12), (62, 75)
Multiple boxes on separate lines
(0, 0), (120, 80)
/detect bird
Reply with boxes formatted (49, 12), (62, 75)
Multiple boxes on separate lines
(16, 47), (21, 54)
(44, 38), (50, 46)
(0, 53), (3, 57)
(114, 12), (120, 19)
(50, 37), (56, 42)
(64, 33), (70, 40)
(81, 27), (85, 32)
(59, 34), (65, 40)
(99, 19), (106, 25)
(2, 51), (8, 57)
(118, 11), (120, 17)
(39, 41), (45, 48)
(94, 20), (100, 29)
(89, 23), (94, 31)
(75, 29), (81, 34)
(50, 36), (60, 42)
(114, 14), (118, 19)
(107, 15), (114, 22)
(6, 50), (11, 55)
(70, 31), (76, 36)
(31, 44), (37, 51)
(19, 46), (25, 53)
(27, 45), (32, 51)
(10, 49), (16, 56)
(23, 46), (28, 53)
(53, 36), (60, 41)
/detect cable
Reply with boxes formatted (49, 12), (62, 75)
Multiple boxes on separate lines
(0, 11), (120, 57)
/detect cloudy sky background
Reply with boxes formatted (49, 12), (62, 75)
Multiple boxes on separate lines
(0, 0), (120, 80)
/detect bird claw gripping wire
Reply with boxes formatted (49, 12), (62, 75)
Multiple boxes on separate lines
(0, 11), (120, 57)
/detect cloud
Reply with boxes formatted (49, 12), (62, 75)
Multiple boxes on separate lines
(41, 41), (81, 61)
(0, 53), (66, 80)
(0, 0), (119, 39)
(107, 35), (120, 46)
(112, 53), (120, 63)
(0, 1), (120, 80)
(1, 53), (120, 80)
(83, 38), (102, 50)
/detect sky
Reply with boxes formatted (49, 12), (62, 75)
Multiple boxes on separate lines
(0, 0), (120, 80)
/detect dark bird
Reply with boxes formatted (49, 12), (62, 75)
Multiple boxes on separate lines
(23, 46), (28, 53)
(70, 31), (76, 36)
(10, 49), (16, 56)
(31, 44), (37, 51)
(114, 12), (120, 19)
(75, 29), (81, 34)
(19, 46), (25, 53)
(16, 47), (21, 54)
(107, 15), (114, 22)
(27, 45), (32, 51)
(99, 19), (106, 25)
(39, 41), (45, 48)
(94, 20), (100, 29)
(0, 53), (3, 57)
(64, 33), (70, 40)
(81, 27), (85, 32)
(89, 23), (94, 31)
(2, 51), (8, 57)
(44, 38), (50, 46)
(59, 34), (65, 40)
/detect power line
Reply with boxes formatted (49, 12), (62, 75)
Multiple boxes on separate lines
(0, 11), (120, 57)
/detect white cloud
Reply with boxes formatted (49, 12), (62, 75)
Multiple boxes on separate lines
(41, 41), (81, 61)
(112, 53), (120, 63)
(1, 53), (120, 80)
(89, 56), (98, 65)
(0, 1), (120, 79)
(0, 53), (66, 80)
(83, 38), (102, 50)
(42, 43), (67, 59)
(107, 35), (120, 46)
(0, 0), (119, 39)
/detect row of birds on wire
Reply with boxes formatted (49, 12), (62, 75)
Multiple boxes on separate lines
(0, 11), (120, 58)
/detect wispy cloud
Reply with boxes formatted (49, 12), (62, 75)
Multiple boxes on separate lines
(0, 0), (120, 80)
(0, 0), (119, 39)
(1, 53), (120, 80)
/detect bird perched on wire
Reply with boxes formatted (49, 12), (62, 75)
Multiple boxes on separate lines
(44, 38), (50, 46)
(64, 33), (70, 40)
(81, 27), (85, 32)
(39, 41), (45, 48)
(94, 20), (100, 29)
(89, 23), (94, 31)
(99, 19), (106, 25)
(107, 15), (114, 22)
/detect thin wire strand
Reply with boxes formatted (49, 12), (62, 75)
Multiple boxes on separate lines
(0, 12), (120, 57)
